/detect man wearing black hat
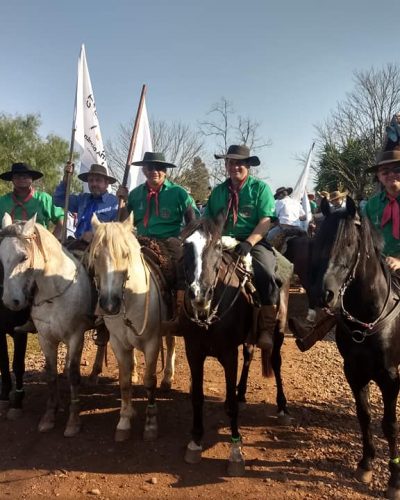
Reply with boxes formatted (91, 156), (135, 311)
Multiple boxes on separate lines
(206, 145), (279, 351)
(290, 114), (400, 351)
(54, 162), (118, 244)
(0, 162), (64, 235)
(117, 152), (199, 333)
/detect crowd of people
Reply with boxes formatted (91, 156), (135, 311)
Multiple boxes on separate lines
(0, 128), (400, 351)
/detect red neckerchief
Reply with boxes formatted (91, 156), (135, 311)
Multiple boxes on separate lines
(381, 192), (400, 239)
(143, 182), (162, 228)
(227, 177), (247, 225)
(11, 187), (35, 221)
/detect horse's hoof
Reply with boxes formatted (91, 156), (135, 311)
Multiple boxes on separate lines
(386, 486), (400, 500)
(64, 421), (81, 438)
(143, 427), (158, 441)
(277, 413), (293, 426)
(115, 428), (131, 442)
(7, 407), (23, 420)
(227, 459), (245, 477)
(38, 419), (55, 433)
(184, 447), (202, 464)
(160, 380), (172, 392)
(355, 466), (373, 484)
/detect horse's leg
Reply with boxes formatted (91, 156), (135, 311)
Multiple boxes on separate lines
(37, 336), (59, 432)
(345, 365), (375, 484)
(132, 348), (139, 384)
(271, 329), (291, 425)
(184, 346), (205, 464)
(221, 349), (245, 477)
(64, 334), (84, 437)
(111, 337), (134, 442)
(88, 344), (106, 385)
(7, 331), (28, 420)
(160, 334), (176, 391)
(143, 342), (159, 441)
(237, 343), (254, 403)
(376, 369), (400, 499)
(0, 332), (12, 413)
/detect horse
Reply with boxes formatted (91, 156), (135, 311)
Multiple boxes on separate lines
(0, 214), (93, 437)
(309, 196), (400, 499)
(0, 266), (30, 419)
(180, 217), (291, 476)
(89, 213), (176, 442)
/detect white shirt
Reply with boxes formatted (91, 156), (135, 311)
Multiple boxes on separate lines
(275, 196), (305, 226)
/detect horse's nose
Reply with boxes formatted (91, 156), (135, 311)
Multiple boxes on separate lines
(12, 299), (20, 308)
(324, 289), (334, 305)
(99, 294), (121, 315)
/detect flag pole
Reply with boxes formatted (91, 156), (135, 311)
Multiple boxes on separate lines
(61, 126), (76, 244)
(117, 84), (147, 220)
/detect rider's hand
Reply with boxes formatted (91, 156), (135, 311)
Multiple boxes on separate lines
(386, 256), (400, 272)
(64, 161), (74, 175)
(116, 185), (129, 202)
(234, 241), (253, 257)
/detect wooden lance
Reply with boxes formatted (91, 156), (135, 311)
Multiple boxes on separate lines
(61, 126), (76, 245)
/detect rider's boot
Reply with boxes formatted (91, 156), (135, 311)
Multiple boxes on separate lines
(14, 318), (37, 334)
(161, 290), (185, 336)
(256, 304), (278, 350)
(289, 312), (336, 352)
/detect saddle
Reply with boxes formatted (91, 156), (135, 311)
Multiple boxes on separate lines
(268, 226), (307, 254)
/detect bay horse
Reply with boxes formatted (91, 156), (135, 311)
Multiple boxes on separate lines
(310, 197), (400, 499)
(0, 214), (93, 437)
(0, 267), (30, 419)
(89, 214), (176, 442)
(180, 217), (291, 476)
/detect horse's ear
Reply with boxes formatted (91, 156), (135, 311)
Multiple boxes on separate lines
(91, 213), (101, 231)
(123, 212), (134, 229)
(321, 197), (331, 217)
(346, 196), (357, 218)
(22, 214), (37, 236)
(2, 212), (12, 229)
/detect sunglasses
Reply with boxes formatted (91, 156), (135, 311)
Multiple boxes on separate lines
(144, 165), (167, 172)
(378, 166), (400, 175)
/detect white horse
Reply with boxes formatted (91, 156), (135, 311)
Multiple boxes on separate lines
(89, 213), (176, 442)
(0, 214), (93, 437)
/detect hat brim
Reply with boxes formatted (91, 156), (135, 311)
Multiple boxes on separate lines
(330, 192), (348, 202)
(214, 154), (260, 166)
(132, 160), (177, 169)
(274, 187), (293, 199)
(0, 170), (43, 181)
(78, 172), (117, 184)
(366, 158), (400, 173)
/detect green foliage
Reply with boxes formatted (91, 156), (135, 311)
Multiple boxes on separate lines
(0, 113), (80, 196)
(174, 156), (210, 203)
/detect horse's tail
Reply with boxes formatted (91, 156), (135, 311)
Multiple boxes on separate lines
(261, 349), (274, 378)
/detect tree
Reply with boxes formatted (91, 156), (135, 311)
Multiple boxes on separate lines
(314, 63), (400, 195)
(107, 119), (205, 185)
(0, 113), (75, 195)
(199, 97), (271, 183)
(174, 156), (210, 203)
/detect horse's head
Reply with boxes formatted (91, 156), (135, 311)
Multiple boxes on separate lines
(90, 213), (137, 315)
(182, 215), (224, 317)
(310, 196), (361, 309)
(0, 213), (38, 310)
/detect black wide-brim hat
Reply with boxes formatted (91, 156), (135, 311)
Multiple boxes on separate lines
(365, 149), (400, 173)
(0, 162), (43, 181)
(78, 164), (117, 184)
(132, 152), (177, 169)
(214, 144), (260, 166)
(274, 186), (293, 199)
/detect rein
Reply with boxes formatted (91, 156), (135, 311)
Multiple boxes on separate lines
(336, 232), (400, 343)
(183, 254), (250, 330)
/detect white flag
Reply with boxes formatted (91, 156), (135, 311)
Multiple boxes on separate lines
(73, 45), (108, 186)
(292, 142), (315, 230)
(127, 97), (153, 191)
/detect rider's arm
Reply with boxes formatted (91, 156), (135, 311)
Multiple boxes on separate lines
(245, 217), (271, 247)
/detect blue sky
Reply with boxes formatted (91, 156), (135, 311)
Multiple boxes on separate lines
(1, 0), (399, 192)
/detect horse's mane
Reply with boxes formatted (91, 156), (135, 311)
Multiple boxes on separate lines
(89, 222), (140, 269)
(181, 217), (222, 243)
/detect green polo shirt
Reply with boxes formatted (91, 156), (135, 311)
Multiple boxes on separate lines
(127, 178), (199, 239)
(364, 191), (400, 257)
(0, 190), (64, 229)
(205, 176), (276, 240)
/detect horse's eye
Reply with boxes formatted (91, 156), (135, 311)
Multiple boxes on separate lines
(20, 255), (28, 263)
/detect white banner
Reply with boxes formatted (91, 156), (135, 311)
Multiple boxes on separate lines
(73, 45), (108, 189)
(127, 98), (153, 191)
(292, 142), (315, 230)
